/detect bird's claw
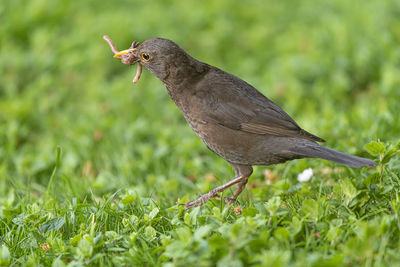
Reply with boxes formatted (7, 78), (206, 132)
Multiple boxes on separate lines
(183, 190), (220, 209)
(183, 192), (237, 209)
(224, 197), (236, 205)
(183, 195), (211, 209)
(214, 195), (236, 204)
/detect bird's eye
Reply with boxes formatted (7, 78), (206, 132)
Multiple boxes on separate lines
(141, 53), (151, 61)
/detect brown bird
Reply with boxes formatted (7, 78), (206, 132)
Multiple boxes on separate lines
(103, 36), (376, 208)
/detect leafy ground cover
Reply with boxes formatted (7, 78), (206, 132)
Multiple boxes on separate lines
(1, 0), (400, 266)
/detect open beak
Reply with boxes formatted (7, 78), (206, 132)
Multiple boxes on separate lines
(113, 48), (137, 59)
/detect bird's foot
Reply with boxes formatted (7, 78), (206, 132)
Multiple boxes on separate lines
(213, 195), (236, 205)
(183, 189), (220, 209)
(183, 192), (237, 209)
(182, 170), (251, 209)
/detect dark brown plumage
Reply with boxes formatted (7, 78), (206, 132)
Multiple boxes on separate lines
(104, 36), (377, 208)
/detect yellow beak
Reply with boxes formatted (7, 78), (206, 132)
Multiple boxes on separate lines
(113, 48), (136, 58)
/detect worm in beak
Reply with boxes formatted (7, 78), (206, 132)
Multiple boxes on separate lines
(103, 36), (142, 84)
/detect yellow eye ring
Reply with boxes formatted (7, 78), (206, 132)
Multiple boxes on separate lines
(141, 53), (151, 61)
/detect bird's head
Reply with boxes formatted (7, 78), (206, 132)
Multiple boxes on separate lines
(104, 36), (193, 83)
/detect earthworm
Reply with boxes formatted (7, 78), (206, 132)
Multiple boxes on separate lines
(103, 35), (119, 54)
(132, 63), (142, 84)
(103, 35), (143, 84)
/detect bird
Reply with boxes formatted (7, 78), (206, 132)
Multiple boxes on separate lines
(103, 36), (377, 209)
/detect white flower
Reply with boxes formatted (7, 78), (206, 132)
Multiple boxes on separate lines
(297, 168), (313, 182)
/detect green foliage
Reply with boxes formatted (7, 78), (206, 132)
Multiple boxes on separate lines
(1, 0), (400, 266)
(365, 141), (386, 157)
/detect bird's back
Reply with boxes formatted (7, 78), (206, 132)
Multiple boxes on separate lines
(162, 64), (327, 165)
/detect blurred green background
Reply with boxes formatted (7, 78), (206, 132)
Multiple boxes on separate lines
(1, 0), (400, 265)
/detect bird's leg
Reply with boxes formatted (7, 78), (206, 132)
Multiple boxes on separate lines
(218, 177), (251, 205)
(184, 165), (252, 209)
(228, 179), (249, 203)
(214, 179), (248, 204)
(184, 176), (248, 209)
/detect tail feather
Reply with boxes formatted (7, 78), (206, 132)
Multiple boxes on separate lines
(291, 143), (377, 168)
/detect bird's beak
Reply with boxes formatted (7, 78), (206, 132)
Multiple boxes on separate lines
(114, 48), (139, 65)
(113, 48), (137, 58)
(114, 48), (142, 84)
(103, 36), (142, 83)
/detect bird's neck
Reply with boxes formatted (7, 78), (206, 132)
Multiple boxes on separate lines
(162, 55), (209, 93)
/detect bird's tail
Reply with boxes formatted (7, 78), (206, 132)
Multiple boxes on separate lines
(290, 142), (377, 168)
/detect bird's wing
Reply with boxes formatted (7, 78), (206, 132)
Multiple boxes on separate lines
(201, 71), (325, 142)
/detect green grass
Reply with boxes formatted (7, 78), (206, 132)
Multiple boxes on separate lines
(1, 0), (400, 266)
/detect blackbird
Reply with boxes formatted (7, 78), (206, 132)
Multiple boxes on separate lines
(103, 36), (376, 208)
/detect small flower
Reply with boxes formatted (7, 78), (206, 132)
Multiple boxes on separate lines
(264, 169), (278, 184)
(205, 173), (216, 182)
(40, 243), (51, 251)
(233, 206), (242, 215)
(297, 168), (313, 182)
(93, 130), (103, 141)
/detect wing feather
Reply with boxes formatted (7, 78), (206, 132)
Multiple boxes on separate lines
(200, 69), (325, 142)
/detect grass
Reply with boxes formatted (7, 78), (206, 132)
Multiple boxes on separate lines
(1, 0), (400, 266)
